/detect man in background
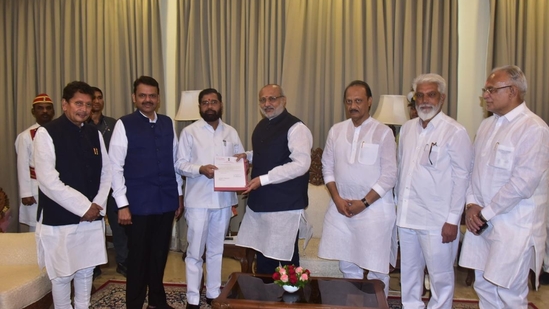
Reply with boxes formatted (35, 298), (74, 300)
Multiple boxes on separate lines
(176, 88), (244, 309)
(236, 84), (312, 275)
(34, 81), (110, 308)
(87, 86), (127, 278)
(110, 76), (182, 309)
(15, 93), (55, 232)
(397, 74), (473, 308)
(318, 80), (397, 298)
(460, 65), (549, 308)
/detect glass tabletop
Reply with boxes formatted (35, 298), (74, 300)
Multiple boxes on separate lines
(224, 273), (383, 308)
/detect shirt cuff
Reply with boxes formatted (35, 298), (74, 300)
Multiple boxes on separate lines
(465, 195), (478, 205)
(480, 206), (495, 221)
(259, 174), (271, 186)
(323, 175), (335, 184)
(446, 213), (461, 226)
(371, 184), (386, 198)
(115, 195), (129, 209)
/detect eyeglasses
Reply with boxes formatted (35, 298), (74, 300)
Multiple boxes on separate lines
(259, 96), (284, 104)
(424, 142), (437, 165)
(72, 101), (92, 108)
(415, 92), (439, 100)
(200, 100), (219, 107)
(481, 85), (512, 94)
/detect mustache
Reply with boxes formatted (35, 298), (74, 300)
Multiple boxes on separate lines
(349, 109), (359, 113)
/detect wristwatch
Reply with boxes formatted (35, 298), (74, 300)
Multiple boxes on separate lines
(361, 198), (370, 208)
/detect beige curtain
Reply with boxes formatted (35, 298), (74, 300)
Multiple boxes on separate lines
(0, 0), (164, 231)
(488, 0), (549, 122)
(176, 0), (458, 148)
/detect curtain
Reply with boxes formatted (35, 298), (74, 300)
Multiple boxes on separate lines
(0, 0), (164, 231)
(488, 0), (549, 122)
(176, 0), (458, 149)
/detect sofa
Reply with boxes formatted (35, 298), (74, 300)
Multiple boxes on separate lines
(0, 232), (52, 309)
(298, 148), (344, 278)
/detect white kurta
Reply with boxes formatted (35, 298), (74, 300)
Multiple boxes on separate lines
(318, 117), (397, 274)
(459, 103), (549, 288)
(33, 126), (111, 280)
(15, 123), (40, 226)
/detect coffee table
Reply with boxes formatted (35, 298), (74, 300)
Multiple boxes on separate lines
(213, 272), (389, 309)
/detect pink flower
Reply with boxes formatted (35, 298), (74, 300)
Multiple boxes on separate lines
(300, 273), (308, 281)
(279, 268), (286, 275)
(296, 266), (304, 273)
(280, 274), (289, 283)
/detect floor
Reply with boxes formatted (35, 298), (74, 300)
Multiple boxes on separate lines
(94, 248), (549, 307)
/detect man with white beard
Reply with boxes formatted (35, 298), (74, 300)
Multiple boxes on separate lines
(396, 73), (473, 308)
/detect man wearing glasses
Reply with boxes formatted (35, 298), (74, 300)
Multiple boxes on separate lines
(460, 65), (549, 308)
(236, 84), (313, 275)
(175, 88), (244, 309)
(396, 73), (472, 308)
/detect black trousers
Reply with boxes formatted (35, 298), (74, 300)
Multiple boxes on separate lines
(255, 233), (300, 275)
(125, 211), (175, 309)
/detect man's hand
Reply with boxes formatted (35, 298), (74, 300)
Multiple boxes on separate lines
(242, 177), (261, 195)
(346, 200), (367, 218)
(465, 203), (484, 235)
(118, 207), (132, 225)
(81, 203), (103, 222)
(234, 153), (247, 162)
(441, 222), (458, 243)
(175, 196), (184, 221)
(21, 197), (36, 206)
(332, 195), (352, 217)
(199, 164), (218, 179)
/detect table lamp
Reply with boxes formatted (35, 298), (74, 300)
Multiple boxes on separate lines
(175, 90), (201, 121)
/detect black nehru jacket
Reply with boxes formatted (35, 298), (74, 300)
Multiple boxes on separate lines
(38, 114), (102, 226)
(247, 109), (309, 212)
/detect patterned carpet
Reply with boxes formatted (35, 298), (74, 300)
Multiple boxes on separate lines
(90, 280), (539, 309)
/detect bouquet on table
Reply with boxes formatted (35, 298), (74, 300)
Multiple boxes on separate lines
(272, 264), (311, 288)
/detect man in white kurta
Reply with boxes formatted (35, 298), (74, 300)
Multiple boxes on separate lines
(15, 93), (55, 231)
(459, 65), (549, 309)
(34, 82), (110, 309)
(175, 89), (244, 308)
(397, 74), (473, 309)
(318, 80), (397, 298)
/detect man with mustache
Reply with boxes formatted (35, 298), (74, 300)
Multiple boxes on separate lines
(460, 65), (549, 308)
(33, 81), (111, 308)
(396, 73), (472, 308)
(110, 76), (183, 309)
(175, 88), (244, 309)
(15, 93), (55, 232)
(317, 80), (397, 298)
(236, 84), (313, 275)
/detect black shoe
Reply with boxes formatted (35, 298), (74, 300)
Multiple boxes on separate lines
(206, 297), (214, 305)
(116, 263), (128, 277)
(93, 266), (102, 280)
(186, 304), (200, 309)
(540, 272), (549, 285)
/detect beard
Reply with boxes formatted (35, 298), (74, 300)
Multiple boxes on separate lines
(417, 103), (441, 121)
(200, 107), (222, 122)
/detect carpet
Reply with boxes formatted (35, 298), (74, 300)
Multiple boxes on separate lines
(91, 280), (539, 309)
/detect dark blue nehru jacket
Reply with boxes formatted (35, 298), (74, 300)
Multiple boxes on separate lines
(247, 109), (309, 212)
(38, 114), (102, 226)
(120, 111), (179, 215)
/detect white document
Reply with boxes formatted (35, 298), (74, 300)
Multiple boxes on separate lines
(214, 156), (247, 191)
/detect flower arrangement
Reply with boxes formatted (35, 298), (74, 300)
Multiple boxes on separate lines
(272, 264), (311, 288)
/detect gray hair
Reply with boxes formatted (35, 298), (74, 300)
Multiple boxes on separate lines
(491, 65), (527, 101)
(412, 73), (447, 96)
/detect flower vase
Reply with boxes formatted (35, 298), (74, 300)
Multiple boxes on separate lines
(283, 285), (299, 293)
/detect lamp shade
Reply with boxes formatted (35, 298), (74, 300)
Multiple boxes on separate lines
(175, 90), (201, 121)
(372, 95), (409, 125)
